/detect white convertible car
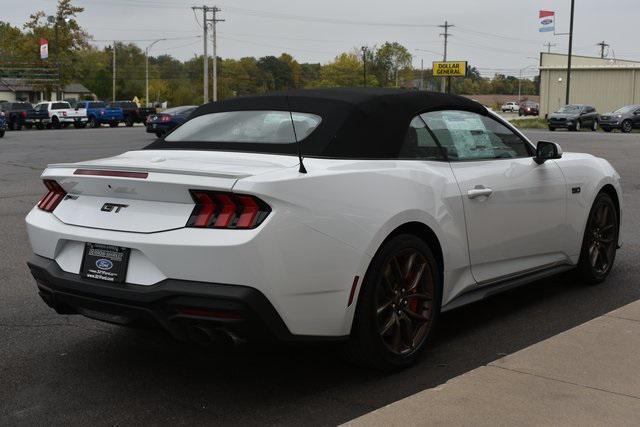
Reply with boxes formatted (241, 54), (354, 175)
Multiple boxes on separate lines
(26, 89), (622, 369)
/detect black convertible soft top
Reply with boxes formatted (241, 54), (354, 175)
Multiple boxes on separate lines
(146, 88), (487, 158)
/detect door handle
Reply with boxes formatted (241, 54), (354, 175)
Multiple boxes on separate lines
(467, 186), (493, 199)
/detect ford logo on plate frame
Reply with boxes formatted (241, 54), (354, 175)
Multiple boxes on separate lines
(96, 258), (114, 271)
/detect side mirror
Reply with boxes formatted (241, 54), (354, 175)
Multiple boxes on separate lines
(535, 141), (563, 164)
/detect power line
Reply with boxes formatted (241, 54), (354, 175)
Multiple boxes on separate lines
(544, 42), (557, 53)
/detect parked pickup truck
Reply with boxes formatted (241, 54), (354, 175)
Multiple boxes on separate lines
(75, 100), (124, 128)
(24, 104), (52, 129)
(34, 101), (88, 129)
(109, 101), (156, 127)
(0, 101), (35, 130)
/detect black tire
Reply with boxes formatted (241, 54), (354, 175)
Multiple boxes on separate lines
(603, 127), (612, 133)
(109, 121), (119, 128)
(591, 120), (598, 132)
(10, 117), (21, 131)
(52, 116), (61, 129)
(36, 123), (44, 130)
(0, 129), (4, 138)
(621, 120), (632, 133)
(125, 117), (134, 127)
(24, 123), (33, 129)
(155, 131), (164, 138)
(548, 126), (556, 131)
(570, 120), (581, 132)
(343, 234), (441, 370)
(88, 116), (98, 128)
(576, 193), (619, 285)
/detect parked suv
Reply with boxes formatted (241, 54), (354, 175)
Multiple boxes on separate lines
(519, 102), (539, 117)
(599, 105), (640, 133)
(501, 102), (519, 113)
(547, 104), (599, 131)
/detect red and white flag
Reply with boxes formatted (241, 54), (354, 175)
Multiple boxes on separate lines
(539, 11), (555, 33)
(40, 38), (49, 59)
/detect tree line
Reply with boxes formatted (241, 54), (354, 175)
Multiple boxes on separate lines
(0, 0), (539, 105)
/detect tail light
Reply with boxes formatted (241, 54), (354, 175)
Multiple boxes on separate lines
(62, 111), (67, 117)
(21, 111), (27, 118)
(38, 180), (67, 212)
(186, 191), (270, 229)
(160, 115), (171, 122)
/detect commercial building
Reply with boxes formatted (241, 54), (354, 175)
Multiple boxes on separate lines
(0, 78), (95, 103)
(539, 52), (640, 116)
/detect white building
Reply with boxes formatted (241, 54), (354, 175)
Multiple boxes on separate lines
(0, 78), (95, 103)
(540, 52), (640, 116)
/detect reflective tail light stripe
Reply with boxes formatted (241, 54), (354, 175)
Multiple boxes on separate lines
(213, 194), (236, 228)
(73, 169), (149, 179)
(37, 180), (67, 212)
(192, 192), (216, 227)
(235, 195), (259, 228)
(187, 190), (270, 230)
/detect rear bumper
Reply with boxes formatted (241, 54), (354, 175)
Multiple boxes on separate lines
(27, 254), (340, 343)
(25, 117), (51, 124)
(59, 117), (88, 123)
(96, 116), (123, 123)
(146, 123), (172, 133)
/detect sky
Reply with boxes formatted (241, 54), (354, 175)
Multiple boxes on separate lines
(3, 0), (640, 78)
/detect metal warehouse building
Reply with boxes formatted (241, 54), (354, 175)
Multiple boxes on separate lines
(539, 52), (640, 116)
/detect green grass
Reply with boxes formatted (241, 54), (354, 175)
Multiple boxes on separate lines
(509, 118), (548, 129)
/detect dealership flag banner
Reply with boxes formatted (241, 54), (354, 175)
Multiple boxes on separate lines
(539, 10), (555, 33)
(40, 38), (48, 59)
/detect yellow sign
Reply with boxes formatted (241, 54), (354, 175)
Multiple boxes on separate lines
(433, 61), (468, 77)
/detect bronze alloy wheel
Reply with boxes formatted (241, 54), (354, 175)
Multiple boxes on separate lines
(375, 249), (435, 355)
(586, 199), (617, 275)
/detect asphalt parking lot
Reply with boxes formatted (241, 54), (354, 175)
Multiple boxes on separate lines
(1, 127), (639, 426)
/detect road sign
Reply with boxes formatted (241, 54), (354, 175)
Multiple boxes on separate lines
(433, 61), (467, 77)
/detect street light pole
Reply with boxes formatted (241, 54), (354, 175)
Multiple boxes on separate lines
(518, 65), (538, 102)
(145, 39), (165, 107)
(361, 46), (367, 87)
(565, 0), (575, 105)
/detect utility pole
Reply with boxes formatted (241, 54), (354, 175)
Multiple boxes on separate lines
(565, 0), (575, 105)
(210, 6), (224, 102)
(544, 42), (556, 53)
(420, 59), (424, 91)
(361, 46), (367, 87)
(439, 21), (454, 93)
(597, 40), (610, 59)
(192, 6), (209, 103)
(145, 39), (165, 107)
(112, 41), (116, 102)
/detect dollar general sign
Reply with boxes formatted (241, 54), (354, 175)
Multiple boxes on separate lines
(432, 61), (468, 77)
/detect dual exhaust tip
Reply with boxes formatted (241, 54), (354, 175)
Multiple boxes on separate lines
(187, 325), (246, 348)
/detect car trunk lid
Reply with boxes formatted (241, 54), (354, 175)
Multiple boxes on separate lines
(43, 150), (297, 233)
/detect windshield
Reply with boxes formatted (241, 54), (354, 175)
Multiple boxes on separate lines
(557, 105), (582, 113)
(613, 105), (638, 114)
(163, 106), (197, 115)
(165, 111), (322, 144)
